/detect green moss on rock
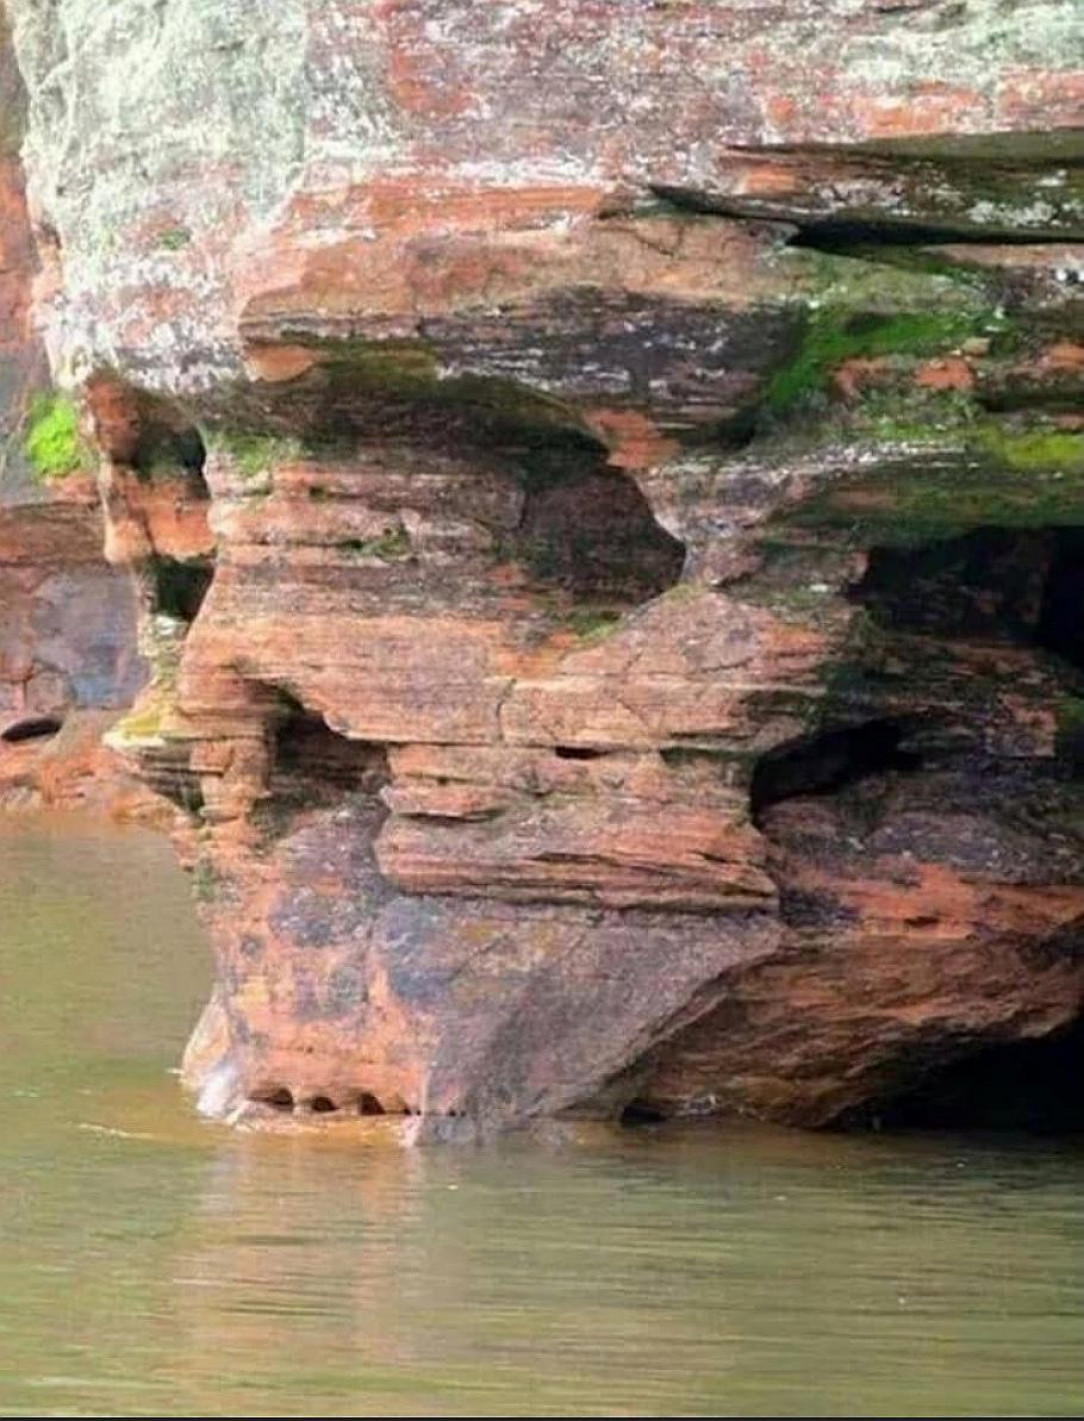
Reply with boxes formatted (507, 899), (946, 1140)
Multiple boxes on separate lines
(765, 307), (991, 418)
(23, 394), (93, 482)
(210, 431), (303, 479)
(971, 426), (1084, 475)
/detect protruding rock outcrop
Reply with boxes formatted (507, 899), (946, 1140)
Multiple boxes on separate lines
(4, 0), (1083, 1132)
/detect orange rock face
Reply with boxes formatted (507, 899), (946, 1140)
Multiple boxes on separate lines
(4, 0), (1084, 1132)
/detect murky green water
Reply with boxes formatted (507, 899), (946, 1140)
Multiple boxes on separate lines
(1, 815), (1083, 1418)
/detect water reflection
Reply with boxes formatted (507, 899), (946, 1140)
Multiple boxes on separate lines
(1, 816), (1083, 1417)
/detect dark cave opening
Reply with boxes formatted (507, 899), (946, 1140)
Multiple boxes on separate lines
(620, 1100), (668, 1127)
(257, 1088), (295, 1112)
(149, 555), (214, 623)
(0, 715), (63, 744)
(751, 717), (922, 820)
(783, 214), (1062, 251)
(757, 523), (1084, 1138)
(849, 1016), (1084, 1134)
(271, 698), (387, 794)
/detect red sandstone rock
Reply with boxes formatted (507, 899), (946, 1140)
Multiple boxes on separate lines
(2, 0), (1084, 1135)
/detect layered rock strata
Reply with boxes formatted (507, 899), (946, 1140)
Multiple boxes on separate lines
(4, 0), (1084, 1131)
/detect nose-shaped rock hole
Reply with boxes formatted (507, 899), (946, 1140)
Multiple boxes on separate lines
(1, 716), (63, 744)
(87, 377), (210, 497)
(511, 449), (685, 606)
(357, 1092), (385, 1116)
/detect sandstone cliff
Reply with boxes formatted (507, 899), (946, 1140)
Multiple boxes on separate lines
(4, 0), (1084, 1132)
(0, 7), (146, 813)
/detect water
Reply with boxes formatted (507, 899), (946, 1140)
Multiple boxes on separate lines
(1, 815), (1082, 1418)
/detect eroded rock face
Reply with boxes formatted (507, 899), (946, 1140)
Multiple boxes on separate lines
(5, 0), (1084, 1131)
(0, 10), (151, 814)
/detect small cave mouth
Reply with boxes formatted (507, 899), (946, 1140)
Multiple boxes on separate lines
(1, 716), (64, 744)
(751, 718), (922, 821)
(846, 1016), (1084, 1135)
(149, 555), (214, 624)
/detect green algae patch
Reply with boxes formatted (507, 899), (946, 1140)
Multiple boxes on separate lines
(784, 465), (1084, 546)
(275, 331), (595, 447)
(24, 394), (93, 482)
(970, 427), (1084, 476)
(191, 857), (221, 905)
(210, 432), (303, 479)
(106, 697), (170, 748)
(315, 337), (441, 388)
(764, 307), (987, 419)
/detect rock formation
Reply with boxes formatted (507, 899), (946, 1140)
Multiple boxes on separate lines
(3, 0), (1083, 1131)
(0, 8), (147, 813)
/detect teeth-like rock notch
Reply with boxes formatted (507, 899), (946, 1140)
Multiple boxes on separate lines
(2, 0), (1083, 1134)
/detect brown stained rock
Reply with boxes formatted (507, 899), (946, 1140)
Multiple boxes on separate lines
(633, 783), (1084, 1125)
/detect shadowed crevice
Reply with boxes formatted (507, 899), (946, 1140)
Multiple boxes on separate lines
(750, 718), (923, 821)
(843, 1010), (1084, 1134)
